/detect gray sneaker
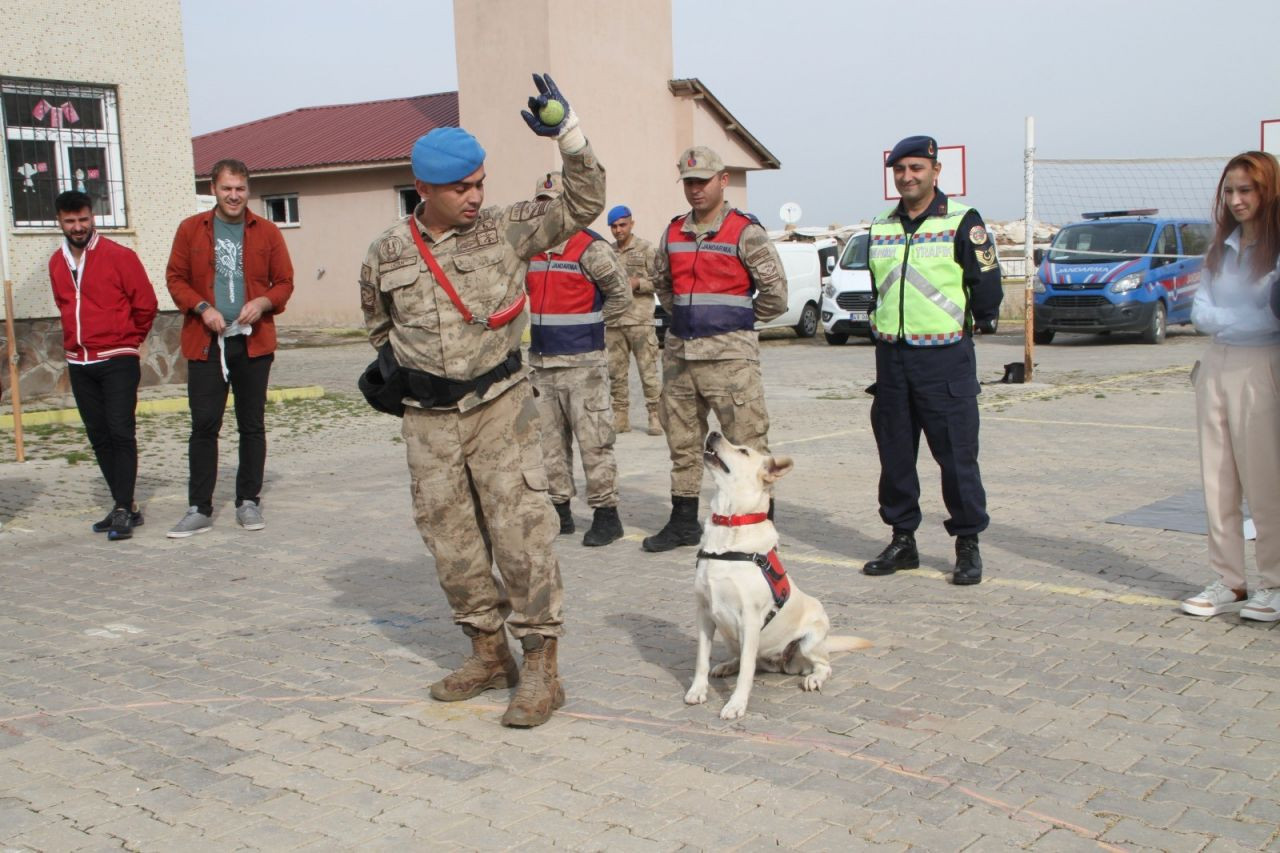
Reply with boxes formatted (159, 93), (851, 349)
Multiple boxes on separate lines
(167, 507), (212, 538)
(236, 500), (265, 531)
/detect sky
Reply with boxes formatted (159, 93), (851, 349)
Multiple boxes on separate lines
(182, 0), (1280, 228)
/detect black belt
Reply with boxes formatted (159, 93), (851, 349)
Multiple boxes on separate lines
(403, 350), (522, 408)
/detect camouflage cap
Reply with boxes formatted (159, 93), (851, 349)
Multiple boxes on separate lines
(677, 146), (724, 180)
(534, 171), (563, 199)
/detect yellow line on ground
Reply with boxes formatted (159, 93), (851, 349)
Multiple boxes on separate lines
(799, 552), (1176, 607)
(0, 385), (325, 429)
(984, 415), (1192, 433)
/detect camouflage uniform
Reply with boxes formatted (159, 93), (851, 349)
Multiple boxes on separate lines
(529, 239), (630, 507)
(361, 143), (605, 638)
(655, 202), (788, 497)
(605, 235), (662, 420)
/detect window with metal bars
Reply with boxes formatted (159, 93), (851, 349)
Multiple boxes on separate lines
(2, 77), (127, 228)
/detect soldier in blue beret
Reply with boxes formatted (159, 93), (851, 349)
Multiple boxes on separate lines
(359, 74), (606, 728)
(861, 134), (1003, 586)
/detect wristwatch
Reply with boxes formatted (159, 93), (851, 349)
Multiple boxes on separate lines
(194, 301), (211, 315)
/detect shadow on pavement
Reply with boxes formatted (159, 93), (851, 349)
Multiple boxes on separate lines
(0, 476), (40, 524)
(325, 555), (457, 669)
(605, 612), (694, 687)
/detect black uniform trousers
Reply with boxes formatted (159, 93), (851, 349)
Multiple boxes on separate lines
(869, 336), (988, 537)
(68, 356), (141, 510)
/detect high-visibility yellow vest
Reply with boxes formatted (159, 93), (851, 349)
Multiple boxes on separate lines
(868, 201), (970, 345)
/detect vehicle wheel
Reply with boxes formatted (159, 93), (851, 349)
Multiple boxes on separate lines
(795, 302), (819, 338)
(1141, 302), (1167, 344)
(824, 331), (850, 346)
(1032, 329), (1054, 345)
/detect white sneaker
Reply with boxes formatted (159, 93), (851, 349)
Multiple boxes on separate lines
(1240, 588), (1280, 622)
(1180, 580), (1247, 617)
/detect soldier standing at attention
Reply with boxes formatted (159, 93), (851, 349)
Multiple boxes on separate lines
(360, 75), (604, 728)
(642, 146), (788, 552)
(861, 135), (1002, 586)
(605, 204), (664, 436)
(527, 172), (631, 546)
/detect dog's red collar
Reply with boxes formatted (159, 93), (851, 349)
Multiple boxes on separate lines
(711, 512), (769, 527)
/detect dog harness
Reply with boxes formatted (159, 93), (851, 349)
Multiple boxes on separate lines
(697, 511), (791, 626)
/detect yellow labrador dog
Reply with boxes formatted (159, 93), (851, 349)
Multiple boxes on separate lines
(685, 432), (871, 719)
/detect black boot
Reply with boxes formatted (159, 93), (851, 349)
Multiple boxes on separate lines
(582, 506), (623, 547)
(641, 496), (701, 552)
(863, 530), (919, 576)
(953, 535), (983, 585)
(553, 501), (574, 535)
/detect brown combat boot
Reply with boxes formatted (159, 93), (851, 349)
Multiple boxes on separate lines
(429, 625), (519, 701)
(646, 407), (663, 436)
(614, 408), (631, 433)
(500, 634), (564, 727)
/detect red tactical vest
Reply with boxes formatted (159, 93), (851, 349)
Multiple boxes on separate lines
(526, 230), (605, 355)
(665, 210), (756, 339)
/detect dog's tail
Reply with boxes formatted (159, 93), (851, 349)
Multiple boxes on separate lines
(826, 635), (873, 653)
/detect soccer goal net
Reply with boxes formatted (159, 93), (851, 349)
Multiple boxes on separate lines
(1033, 155), (1229, 231)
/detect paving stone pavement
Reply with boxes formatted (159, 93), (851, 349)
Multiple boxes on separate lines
(1, 327), (1277, 852)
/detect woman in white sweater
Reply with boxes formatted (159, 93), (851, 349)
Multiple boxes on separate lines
(1181, 151), (1280, 621)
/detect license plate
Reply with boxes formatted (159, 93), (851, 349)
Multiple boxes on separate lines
(849, 311), (868, 322)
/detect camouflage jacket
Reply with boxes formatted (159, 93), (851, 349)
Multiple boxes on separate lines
(610, 235), (658, 327)
(361, 143), (605, 411)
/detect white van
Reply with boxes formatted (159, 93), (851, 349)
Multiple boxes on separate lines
(820, 230), (872, 345)
(757, 237), (838, 338)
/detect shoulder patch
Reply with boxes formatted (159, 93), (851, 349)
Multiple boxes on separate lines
(512, 200), (552, 222)
(377, 235), (405, 263)
(969, 225), (988, 246)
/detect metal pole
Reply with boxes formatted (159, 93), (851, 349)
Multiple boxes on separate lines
(1023, 116), (1035, 382)
(0, 141), (26, 461)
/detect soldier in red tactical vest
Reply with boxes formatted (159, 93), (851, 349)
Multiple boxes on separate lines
(642, 146), (789, 552)
(526, 173), (631, 546)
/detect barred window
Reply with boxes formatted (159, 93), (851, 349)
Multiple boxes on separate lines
(2, 77), (127, 228)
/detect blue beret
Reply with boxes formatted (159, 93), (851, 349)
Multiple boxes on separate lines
(886, 135), (938, 166)
(411, 127), (486, 184)
(607, 205), (632, 225)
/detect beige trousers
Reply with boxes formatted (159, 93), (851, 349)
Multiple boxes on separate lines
(1195, 342), (1280, 590)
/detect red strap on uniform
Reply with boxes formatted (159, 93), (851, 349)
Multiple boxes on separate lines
(711, 512), (769, 527)
(407, 220), (526, 329)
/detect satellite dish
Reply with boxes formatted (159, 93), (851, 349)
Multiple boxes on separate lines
(779, 202), (802, 225)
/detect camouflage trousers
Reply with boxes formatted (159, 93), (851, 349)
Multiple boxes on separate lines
(401, 378), (563, 638)
(605, 325), (661, 414)
(660, 355), (770, 497)
(531, 363), (618, 507)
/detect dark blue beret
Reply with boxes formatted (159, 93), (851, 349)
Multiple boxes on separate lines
(607, 205), (632, 225)
(886, 135), (938, 166)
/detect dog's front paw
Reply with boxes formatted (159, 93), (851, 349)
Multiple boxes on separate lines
(710, 660), (740, 678)
(719, 697), (748, 720)
(801, 673), (826, 692)
(685, 683), (708, 705)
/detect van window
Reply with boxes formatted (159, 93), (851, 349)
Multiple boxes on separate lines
(1180, 223), (1211, 256)
(1152, 225), (1177, 267)
(839, 233), (869, 270)
(1046, 222), (1155, 264)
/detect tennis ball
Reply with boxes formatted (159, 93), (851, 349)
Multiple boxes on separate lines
(538, 99), (566, 126)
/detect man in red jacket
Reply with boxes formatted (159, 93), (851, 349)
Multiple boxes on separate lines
(165, 159), (294, 537)
(48, 190), (158, 540)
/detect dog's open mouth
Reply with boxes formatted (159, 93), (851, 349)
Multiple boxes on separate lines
(703, 447), (730, 474)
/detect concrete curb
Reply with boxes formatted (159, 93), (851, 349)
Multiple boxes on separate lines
(0, 385), (326, 429)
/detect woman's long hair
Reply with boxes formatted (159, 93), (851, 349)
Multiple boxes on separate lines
(1206, 151), (1280, 279)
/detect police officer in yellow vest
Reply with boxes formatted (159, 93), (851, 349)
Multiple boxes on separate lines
(863, 135), (1002, 585)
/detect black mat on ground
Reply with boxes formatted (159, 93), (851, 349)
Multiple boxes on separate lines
(1106, 488), (1255, 539)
